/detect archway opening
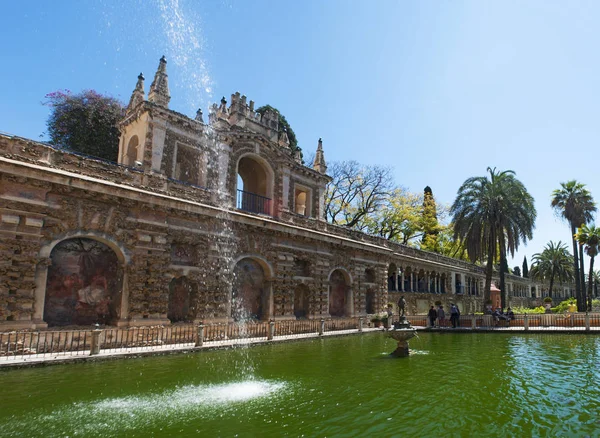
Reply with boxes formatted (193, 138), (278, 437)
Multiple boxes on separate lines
(125, 135), (139, 166)
(237, 155), (273, 215)
(43, 238), (121, 327)
(168, 276), (198, 323)
(388, 263), (397, 291)
(404, 267), (412, 292)
(329, 269), (350, 317)
(294, 284), (310, 319)
(232, 258), (267, 321)
(366, 288), (375, 314)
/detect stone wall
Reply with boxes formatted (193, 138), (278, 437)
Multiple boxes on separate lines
(0, 127), (550, 331)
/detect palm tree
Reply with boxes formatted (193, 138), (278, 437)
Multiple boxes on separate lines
(451, 167), (536, 308)
(575, 224), (600, 311)
(593, 270), (600, 300)
(551, 181), (596, 311)
(530, 241), (574, 298)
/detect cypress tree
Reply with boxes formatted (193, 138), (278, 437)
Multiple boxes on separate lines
(522, 256), (529, 278)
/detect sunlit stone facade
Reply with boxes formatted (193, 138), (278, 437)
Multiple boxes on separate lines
(0, 58), (554, 330)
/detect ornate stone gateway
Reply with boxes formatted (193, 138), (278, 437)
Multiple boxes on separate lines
(44, 238), (121, 327)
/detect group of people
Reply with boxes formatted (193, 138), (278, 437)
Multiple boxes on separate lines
(491, 307), (515, 324)
(428, 303), (461, 328)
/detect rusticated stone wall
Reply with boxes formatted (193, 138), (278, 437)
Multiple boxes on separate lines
(0, 131), (547, 331)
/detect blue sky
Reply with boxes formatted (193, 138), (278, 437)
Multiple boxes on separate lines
(2, 0), (599, 268)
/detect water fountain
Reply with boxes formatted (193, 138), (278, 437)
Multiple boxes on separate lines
(387, 296), (417, 357)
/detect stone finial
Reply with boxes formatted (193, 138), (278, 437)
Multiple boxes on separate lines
(219, 96), (228, 114)
(195, 108), (204, 123)
(278, 128), (290, 148)
(148, 56), (171, 107)
(127, 72), (145, 110)
(313, 137), (327, 174)
(294, 149), (303, 164)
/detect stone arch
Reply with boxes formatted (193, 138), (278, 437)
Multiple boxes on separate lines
(167, 276), (198, 323)
(231, 256), (272, 321)
(33, 230), (130, 328)
(403, 266), (413, 292)
(293, 284), (310, 319)
(42, 237), (124, 327)
(365, 288), (376, 314)
(417, 269), (426, 292)
(236, 153), (275, 215)
(328, 268), (353, 317)
(388, 263), (397, 291)
(125, 135), (139, 166)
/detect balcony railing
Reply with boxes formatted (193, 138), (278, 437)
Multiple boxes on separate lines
(237, 189), (272, 215)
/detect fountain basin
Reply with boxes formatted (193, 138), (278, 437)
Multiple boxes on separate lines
(387, 318), (417, 357)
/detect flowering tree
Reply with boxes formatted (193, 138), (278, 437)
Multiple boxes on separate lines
(44, 90), (125, 161)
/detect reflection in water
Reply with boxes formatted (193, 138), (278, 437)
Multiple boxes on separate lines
(2, 334), (600, 437)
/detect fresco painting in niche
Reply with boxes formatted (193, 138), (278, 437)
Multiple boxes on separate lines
(44, 238), (120, 327)
(232, 258), (265, 321)
(329, 270), (347, 317)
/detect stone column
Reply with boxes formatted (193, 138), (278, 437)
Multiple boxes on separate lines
(400, 272), (405, 292)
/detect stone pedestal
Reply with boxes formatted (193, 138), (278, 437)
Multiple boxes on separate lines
(387, 317), (417, 358)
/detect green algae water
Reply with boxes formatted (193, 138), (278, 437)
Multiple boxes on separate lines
(1, 332), (600, 437)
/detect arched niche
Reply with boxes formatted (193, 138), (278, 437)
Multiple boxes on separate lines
(125, 135), (139, 166)
(388, 263), (397, 291)
(365, 288), (375, 314)
(43, 237), (123, 327)
(168, 276), (198, 323)
(293, 284), (310, 319)
(236, 154), (274, 215)
(328, 268), (352, 317)
(231, 257), (271, 321)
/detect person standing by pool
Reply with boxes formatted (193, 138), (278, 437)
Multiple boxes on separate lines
(437, 305), (446, 327)
(450, 303), (459, 328)
(428, 306), (437, 328)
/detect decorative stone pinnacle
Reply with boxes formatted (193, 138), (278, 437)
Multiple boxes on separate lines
(127, 72), (146, 110)
(195, 108), (204, 123)
(313, 137), (327, 174)
(218, 96), (228, 114)
(148, 56), (171, 107)
(278, 128), (290, 148)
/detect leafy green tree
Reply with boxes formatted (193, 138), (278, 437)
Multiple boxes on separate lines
(522, 256), (529, 278)
(551, 181), (597, 311)
(256, 105), (301, 160)
(363, 187), (422, 243)
(513, 266), (521, 277)
(420, 186), (442, 252)
(436, 225), (470, 260)
(44, 90), (125, 161)
(530, 241), (574, 298)
(575, 224), (600, 310)
(451, 167), (536, 308)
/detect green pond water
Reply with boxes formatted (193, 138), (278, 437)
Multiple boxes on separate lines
(1, 332), (600, 437)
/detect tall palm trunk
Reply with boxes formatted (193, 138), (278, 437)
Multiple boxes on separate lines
(579, 242), (586, 310)
(484, 234), (495, 305)
(499, 232), (507, 309)
(548, 270), (555, 299)
(588, 256), (595, 311)
(571, 223), (582, 310)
